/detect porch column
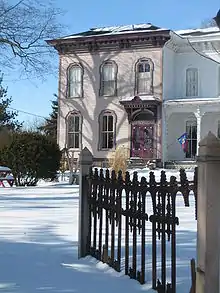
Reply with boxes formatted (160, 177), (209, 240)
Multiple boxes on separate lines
(196, 132), (220, 293)
(195, 107), (201, 156)
(162, 104), (169, 167)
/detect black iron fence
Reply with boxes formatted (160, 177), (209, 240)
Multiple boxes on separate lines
(85, 167), (197, 293)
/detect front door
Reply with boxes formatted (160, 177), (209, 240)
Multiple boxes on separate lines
(131, 123), (155, 159)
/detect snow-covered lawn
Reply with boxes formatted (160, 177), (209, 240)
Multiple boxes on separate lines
(0, 169), (197, 293)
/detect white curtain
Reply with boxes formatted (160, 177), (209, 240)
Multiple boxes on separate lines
(102, 63), (115, 96)
(69, 66), (82, 97)
(138, 72), (151, 94)
(137, 61), (152, 94)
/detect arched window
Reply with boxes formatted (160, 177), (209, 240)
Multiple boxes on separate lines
(67, 64), (83, 98)
(99, 110), (117, 150)
(135, 58), (154, 95)
(186, 68), (198, 97)
(66, 112), (82, 149)
(100, 61), (117, 96)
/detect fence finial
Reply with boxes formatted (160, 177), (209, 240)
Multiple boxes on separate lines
(78, 147), (93, 259)
(79, 147), (93, 165)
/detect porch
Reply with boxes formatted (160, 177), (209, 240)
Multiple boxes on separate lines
(163, 98), (220, 162)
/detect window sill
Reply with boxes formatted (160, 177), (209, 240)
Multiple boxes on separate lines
(136, 92), (153, 96)
(185, 95), (199, 98)
(99, 148), (115, 151)
(66, 147), (81, 151)
(99, 95), (117, 98)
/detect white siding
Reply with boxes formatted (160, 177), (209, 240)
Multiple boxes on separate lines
(174, 52), (219, 99)
(163, 46), (175, 100)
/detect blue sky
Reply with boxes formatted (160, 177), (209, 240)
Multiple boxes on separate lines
(5, 0), (220, 125)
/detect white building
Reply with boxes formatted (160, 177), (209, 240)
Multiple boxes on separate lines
(163, 26), (220, 163)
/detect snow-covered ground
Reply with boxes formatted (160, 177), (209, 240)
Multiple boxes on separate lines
(0, 169), (197, 293)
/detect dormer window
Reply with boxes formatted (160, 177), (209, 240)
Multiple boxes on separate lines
(135, 58), (154, 95)
(186, 68), (198, 97)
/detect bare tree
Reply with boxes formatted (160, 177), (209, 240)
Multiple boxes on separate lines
(0, 0), (64, 78)
(201, 18), (217, 28)
(214, 9), (220, 29)
(22, 116), (45, 132)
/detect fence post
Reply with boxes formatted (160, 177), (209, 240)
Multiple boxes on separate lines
(196, 131), (220, 293)
(78, 147), (93, 259)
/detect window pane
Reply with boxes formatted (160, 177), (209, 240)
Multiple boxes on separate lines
(186, 140), (192, 158)
(108, 132), (114, 149)
(186, 120), (197, 158)
(144, 62), (150, 72)
(103, 81), (115, 96)
(138, 63), (144, 73)
(218, 121), (220, 138)
(138, 74), (150, 93)
(74, 116), (80, 132)
(74, 133), (79, 149)
(70, 82), (82, 97)
(101, 62), (116, 96)
(69, 65), (82, 97)
(192, 140), (197, 156)
(102, 116), (107, 131)
(68, 116), (74, 130)
(75, 82), (82, 97)
(68, 134), (74, 148)
(70, 66), (81, 82)
(108, 115), (113, 131)
(102, 133), (108, 149)
(192, 126), (197, 139)
(103, 64), (114, 81)
(67, 114), (81, 149)
(138, 61), (150, 73)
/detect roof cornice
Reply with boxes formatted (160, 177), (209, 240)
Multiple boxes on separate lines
(47, 30), (170, 53)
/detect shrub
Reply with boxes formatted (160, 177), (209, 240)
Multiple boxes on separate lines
(108, 145), (129, 178)
(0, 128), (12, 150)
(0, 131), (61, 186)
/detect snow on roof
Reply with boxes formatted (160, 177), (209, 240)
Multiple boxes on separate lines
(61, 23), (168, 40)
(91, 23), (157, 32)
(175, 26), (220, 37)
(120, 95), (161, 102)
(164, 97), (220, 105)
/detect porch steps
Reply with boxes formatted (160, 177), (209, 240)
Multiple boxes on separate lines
(165, 160), (197, 170)
(127, 157), (146, 169)
(127, 157), (162, 169)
